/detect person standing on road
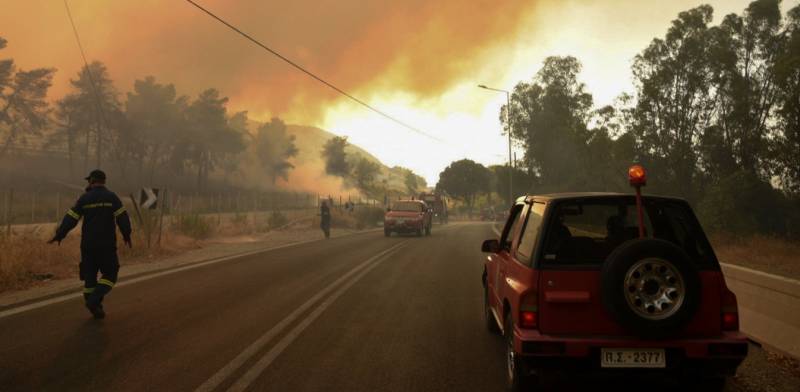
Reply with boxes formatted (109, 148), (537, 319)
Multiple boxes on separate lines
(48, 170), (132, 319)
(320, 200), (331, 239)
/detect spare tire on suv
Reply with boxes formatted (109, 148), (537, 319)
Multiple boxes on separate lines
(601, 238), (701, 339)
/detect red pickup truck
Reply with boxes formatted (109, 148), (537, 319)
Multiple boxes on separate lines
(481, 167), (747, 390)
(384, 200), (432, 237)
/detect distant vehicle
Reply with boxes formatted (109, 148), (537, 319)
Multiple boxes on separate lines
(419, 192), (448, 224)
(481, 166), (747, 391)
(384, 200), (432, 237)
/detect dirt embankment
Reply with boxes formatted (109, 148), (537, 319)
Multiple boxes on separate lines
(711, 234), (800, 281)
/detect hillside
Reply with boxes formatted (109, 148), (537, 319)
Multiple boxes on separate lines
(233, 122), (420, 198)
(285, 125), (418, 198)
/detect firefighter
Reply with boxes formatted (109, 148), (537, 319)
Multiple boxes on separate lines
(320, 200), (331, 239)
(48, 170), (132, 319)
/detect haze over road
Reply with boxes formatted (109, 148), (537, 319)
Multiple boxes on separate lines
(0, 223), (506, 391)
(0, 223), (787, 391)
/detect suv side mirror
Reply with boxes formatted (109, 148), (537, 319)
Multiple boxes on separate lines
(481, 239), (500, 253)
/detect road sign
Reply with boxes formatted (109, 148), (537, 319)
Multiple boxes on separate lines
(140, 188), (159, 210)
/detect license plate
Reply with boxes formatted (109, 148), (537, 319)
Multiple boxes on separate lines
(601, 348), (665, 368)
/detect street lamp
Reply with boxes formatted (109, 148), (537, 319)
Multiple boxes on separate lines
(478, 84), (514, 206)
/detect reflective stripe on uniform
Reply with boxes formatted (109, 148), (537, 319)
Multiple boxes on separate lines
(114, 207), (126, 217)
(83, 202), (113, 209)
(66, 209), (81, 220)
(83, 287), (95, 294)
(98, 278), (115, 287)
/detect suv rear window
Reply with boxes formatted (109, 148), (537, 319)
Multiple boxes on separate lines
(392, 202), (423, 212)
(541, 198), (716, 266)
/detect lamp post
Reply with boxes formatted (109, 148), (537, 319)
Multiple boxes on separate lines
(478, 84), (513, 206)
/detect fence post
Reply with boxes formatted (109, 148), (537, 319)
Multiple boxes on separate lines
(157, 189), (167, 246)
(5, 189), (13, 237)
(253, 192), (258, 227)
(30, 191), (36, 224)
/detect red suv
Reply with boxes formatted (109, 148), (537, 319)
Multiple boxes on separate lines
(482, 181), (747, 390)
(384, 200), (432, 237)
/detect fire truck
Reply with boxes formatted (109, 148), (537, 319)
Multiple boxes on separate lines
(418, 192), (448, 224)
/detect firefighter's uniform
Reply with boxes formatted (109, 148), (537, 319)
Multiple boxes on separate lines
(53, 184), (132, 313)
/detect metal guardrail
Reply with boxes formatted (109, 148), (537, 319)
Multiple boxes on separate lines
(721, 263), (800, 359)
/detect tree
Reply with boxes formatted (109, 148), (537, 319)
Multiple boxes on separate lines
(322, 136), (350, 177)
(773, 4), (800, 197)
(702, 0), (784, 179)
(436, 159), (491, 211)
(583, 100), (639, 192)
(0, 36), (54, 157)
(352, 156), (380, 196)
(490, 165), (536, 203)
(504, 56), (594, 192)
(402, 169), (424, 195)
(54, 61), (122, 174)
(124, 76), (187, 183)
(254, 117), (299, 183)
(184, 88), (245, 190)
(630, 5), (717, 199)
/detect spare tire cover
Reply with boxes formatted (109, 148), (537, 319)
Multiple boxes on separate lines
(601, 238), (701, 339)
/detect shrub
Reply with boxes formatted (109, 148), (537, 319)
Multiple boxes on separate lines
(268, 210), (289, 230)
(176, 214), (214, 239)
(354, 206), (384, 230)
(697, 170), (796, 237)
(0, 234), (77, 292)
(232, 213), (249, 226)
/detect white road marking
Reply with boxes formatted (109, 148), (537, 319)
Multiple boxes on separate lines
(195, 241), (409, 392)
(492, 223), (501, 237)
(0, 230), (383, 320)
(0, 223), (470, 319)
(226, 243), (406, 392)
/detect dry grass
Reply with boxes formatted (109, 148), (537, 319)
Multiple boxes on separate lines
(0, 235), (79, 291)
(0, 231), (182, 293)
(711, 234), (800, 280)
(0, 209), (320, 293)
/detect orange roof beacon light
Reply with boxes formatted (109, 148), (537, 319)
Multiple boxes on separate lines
(628, 164), (647, 187)
(628, 164), (647, 238)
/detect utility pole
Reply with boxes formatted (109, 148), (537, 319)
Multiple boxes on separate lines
(64, 0), (106, 169)
(478, 85), (514, 206)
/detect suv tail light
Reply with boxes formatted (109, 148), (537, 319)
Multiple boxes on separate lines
(722, 312), (739, 331)
(520, 291), (538, 329)
(520, 311), (537, 328)
(721, 286), (739, 331)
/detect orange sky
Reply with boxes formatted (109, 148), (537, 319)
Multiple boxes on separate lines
(2, 0), (536, 117)
(3, 0), (795, 183)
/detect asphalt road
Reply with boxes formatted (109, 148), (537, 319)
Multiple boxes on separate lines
(0, 222), (792, 391)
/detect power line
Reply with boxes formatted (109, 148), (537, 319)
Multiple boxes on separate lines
(183, 0), (442, 142)
(63, 0), (110, 169)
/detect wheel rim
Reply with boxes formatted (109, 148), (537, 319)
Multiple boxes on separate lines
(623, 258), (685, 320)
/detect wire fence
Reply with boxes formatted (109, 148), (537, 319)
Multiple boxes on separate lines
(0, 187), (385, 236)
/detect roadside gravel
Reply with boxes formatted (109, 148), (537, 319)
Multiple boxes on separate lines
(728, 343), (800, 392)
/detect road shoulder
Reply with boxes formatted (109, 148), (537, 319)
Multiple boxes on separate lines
(0, 227), (378, 310)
